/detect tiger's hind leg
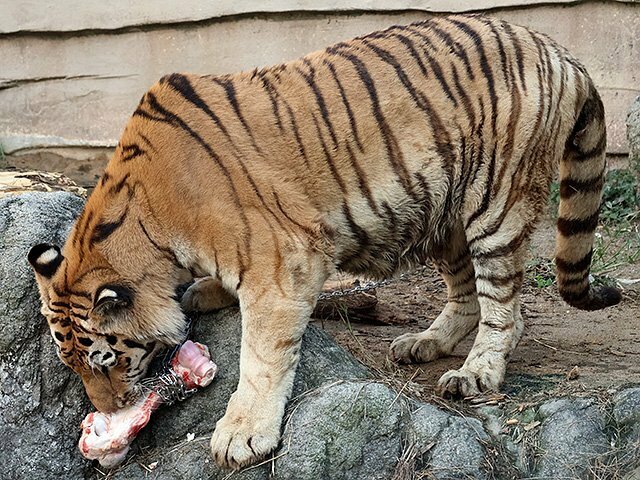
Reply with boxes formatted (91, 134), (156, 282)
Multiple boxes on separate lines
(437, 229), (528, 398)
(390, 222), (481, 363)
(181, 277), (238, 312)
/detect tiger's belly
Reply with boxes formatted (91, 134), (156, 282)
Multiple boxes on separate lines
(327, 188), (454, 279)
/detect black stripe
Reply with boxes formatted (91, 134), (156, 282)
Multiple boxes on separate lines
(557, 212), (599, 236)
(502, 22), (527, 92)
(450, 64), (476, 128)
(560, 270), (590, 287)
(77, 337), (93, 347)
(281, 98), (311, 168)
(482, 18), (510, 87)
(138, 133), (158, 155)
(354, 41), (456, 187)
(447, 18), (498, 136)
(323, 59), (364, 152)
(465, 145), (497, 230)
(211, 77), (265, 156)
(327, 46), (416, 199)
(559, 173), (604, 199)
(235, 245), (246, 290)
(391, 32), (460, 108)
(556, 249), (593, 274)
(476, 270), (523, 287)
(411, 22), (475, 80)
(297, 59), (339, 149)
(91, 208), (128, 244)
(472, 228), (530, 262)
(123, 339), (147, 350)
(385, 31), (429, 77)
(345, 142), (381, 216)
(120, 144), (146, 162)
(164, 73), (236, 146)
(138, 219), (183, 269)
(100, 173), (111, 186)
(256, 71), (284, 133)
(342, 203), (369, 247)
(478, 289), (518, 304)
(413, 172), (433, 223)
(138, 341), (157, 364)
(71, 311), (89, 321)
(312, 115), (347, 193)
(109, 173), (130, 195)
(72, 210), (93, 249)
(572, 136), (607, 161)
(272, 190), (315, 237)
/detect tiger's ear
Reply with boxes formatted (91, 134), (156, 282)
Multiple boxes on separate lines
(94, 284), (134, 316)
(28, 243), (63, 278)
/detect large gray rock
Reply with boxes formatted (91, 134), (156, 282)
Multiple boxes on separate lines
(628, 96), (640, 180)
(411, 403), (490, 479)
(615, 387), (640, 471)
(0, 192), (91, 480)
(4, 192), (640, 480)
(534, 398), (609, 479)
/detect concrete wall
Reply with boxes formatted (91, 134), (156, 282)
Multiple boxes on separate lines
(1, 1), (638, 184)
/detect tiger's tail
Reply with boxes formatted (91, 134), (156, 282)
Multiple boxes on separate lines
(555, 82), (622, 311)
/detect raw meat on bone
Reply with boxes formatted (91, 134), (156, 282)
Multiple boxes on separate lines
(78, 340), (217, 468)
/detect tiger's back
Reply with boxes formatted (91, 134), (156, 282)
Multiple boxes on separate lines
(109, 15), (596, 282)
(29, 14), (620, 470)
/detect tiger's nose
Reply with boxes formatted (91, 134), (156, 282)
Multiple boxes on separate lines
(88, 350), (116, 368)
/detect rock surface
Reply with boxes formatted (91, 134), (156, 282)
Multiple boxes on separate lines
(0, 192), (90, 480)
(1, 192), (639, 479)
(628, 96), (640, 180)
(535, 398), (609, 479)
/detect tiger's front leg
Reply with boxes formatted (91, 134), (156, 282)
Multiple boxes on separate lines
(210, 261), (326, 469)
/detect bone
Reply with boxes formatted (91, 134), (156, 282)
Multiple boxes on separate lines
(78, 340), (217, 468)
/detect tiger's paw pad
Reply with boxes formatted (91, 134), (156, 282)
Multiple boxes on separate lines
(390, 333), (445, 364)
(436, 368), (501, 399)
(181, 278), (237, 313)
(210, 413), (280, 470)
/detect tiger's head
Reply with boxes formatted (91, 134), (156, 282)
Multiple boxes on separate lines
(28, 189), (190, 412)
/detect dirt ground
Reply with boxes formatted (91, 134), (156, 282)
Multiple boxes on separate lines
(314, 217), (640, 401)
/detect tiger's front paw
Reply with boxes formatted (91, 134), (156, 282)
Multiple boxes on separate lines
(210, 404), (282, 470)
(390, 332), (447, 364)
(436, 364), (504, 399)
(181, 277), (237, 313)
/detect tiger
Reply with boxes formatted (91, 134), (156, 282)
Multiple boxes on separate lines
(28, 14), (621, 469)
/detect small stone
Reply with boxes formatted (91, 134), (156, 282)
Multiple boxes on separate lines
(566, 365), (580, 380)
